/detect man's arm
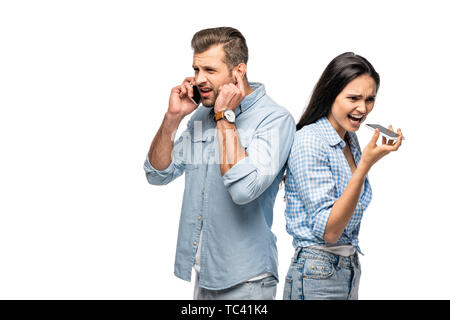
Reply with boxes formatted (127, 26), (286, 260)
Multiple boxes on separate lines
(144, 77), (198, 185)
(216, 120), (247, 176)
(214, 70), (249, 176)
(213, 71), (296, 205)
(222, 112), (296, 205)
(148, 112), (184, 170)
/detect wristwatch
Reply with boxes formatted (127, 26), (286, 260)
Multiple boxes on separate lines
(214, 109), (236, 123)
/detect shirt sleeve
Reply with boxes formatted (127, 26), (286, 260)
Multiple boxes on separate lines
(222, 111), (296, 205)
(289, 132), (337, 241)
(143, 125), (190, 186)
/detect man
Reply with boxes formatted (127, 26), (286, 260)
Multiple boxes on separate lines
(143, 27), (295, 299)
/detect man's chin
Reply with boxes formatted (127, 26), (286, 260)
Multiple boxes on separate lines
(200, 99), (215, 108)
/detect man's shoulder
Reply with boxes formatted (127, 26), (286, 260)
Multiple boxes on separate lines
(248, 93), (295, 128)
(258, 93), (290, 114)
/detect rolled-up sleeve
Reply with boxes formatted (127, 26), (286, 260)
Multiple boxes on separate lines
(222, 112), (296, 205)
(143, 127), (189, 186)
(289, 132), (337, 240)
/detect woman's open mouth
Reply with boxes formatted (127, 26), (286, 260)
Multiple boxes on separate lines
(348, 114), (365, 127)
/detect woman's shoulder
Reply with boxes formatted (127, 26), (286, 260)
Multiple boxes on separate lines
(289, 123), (332, 163)
(293, 122), (329, 149)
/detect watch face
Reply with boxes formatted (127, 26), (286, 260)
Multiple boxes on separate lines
(224, 110), (235, 122)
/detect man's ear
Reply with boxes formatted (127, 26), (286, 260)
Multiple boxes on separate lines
(233, 63), (247, 82)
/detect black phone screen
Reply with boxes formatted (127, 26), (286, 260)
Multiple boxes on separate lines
(192, 86), (201, 104)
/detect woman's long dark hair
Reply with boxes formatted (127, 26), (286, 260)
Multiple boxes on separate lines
(296, 52), (380, 131)
(282, 52), (380, 187)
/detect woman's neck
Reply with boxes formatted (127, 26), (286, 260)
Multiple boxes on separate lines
(326, 115), (347, 140)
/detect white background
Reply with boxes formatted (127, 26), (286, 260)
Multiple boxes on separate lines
(1, 0), (449, 299)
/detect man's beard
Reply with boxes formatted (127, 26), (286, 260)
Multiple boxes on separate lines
(200, 88), (218, 108)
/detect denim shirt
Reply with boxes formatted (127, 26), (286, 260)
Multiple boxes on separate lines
(284, 117), (372, 254)
(144, 83), (296, 290)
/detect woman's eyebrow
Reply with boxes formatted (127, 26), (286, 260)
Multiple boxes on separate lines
(346, 93), (363, 98)
(346, 93), (377, 99)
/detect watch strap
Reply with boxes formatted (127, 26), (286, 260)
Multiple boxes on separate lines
(214, 111), (225, 122)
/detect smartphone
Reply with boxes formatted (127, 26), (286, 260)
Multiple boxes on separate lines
(365, 123), (405, 141)
(190, 85), (201, 105)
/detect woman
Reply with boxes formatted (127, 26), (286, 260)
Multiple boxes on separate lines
(283, 52), (403, 300)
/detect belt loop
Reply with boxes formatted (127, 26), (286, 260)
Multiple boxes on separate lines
(336, 255), (342, 270)
(294, 247), (303, 261)
(353, 252), (359, 267)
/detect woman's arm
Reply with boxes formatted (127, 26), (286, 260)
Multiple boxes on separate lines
(323, 127), (403, 243)
(323, 164), (368, 243)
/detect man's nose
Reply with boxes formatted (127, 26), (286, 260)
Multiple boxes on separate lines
(195, 71), (207, 86)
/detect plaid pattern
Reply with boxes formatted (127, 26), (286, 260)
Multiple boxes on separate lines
(284, 117), (372, 252)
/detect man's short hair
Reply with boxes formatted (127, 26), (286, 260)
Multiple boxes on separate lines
(191, 27), (248, 71)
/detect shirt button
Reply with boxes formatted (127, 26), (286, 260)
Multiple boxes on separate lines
(193, 241), (198, 246)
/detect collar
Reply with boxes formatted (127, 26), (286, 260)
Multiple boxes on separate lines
(316, 117), (346, 149)
(345, 131), (359, 150)
(238, 82), (265, 115)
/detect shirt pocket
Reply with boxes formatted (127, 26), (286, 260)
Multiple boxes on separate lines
(187, 128), (217, 171)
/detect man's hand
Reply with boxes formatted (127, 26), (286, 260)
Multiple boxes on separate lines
(168, 77), (199, 119)
(214, 71), (246, 113)
(148, 77), (198, 171)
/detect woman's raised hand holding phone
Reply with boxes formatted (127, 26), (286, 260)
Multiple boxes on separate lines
(360, 125), (403, 172)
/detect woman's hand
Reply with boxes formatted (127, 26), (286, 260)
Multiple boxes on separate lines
(359, 125), (403, 172)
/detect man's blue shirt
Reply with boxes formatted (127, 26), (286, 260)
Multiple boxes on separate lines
(144, 82), (295, 290)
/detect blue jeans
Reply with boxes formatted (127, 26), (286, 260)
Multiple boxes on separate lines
(283, 247), (361, 300)
(194, 272), (278, 300)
